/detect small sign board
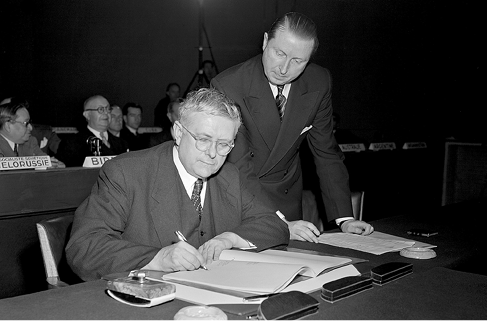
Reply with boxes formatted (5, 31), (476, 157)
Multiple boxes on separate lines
(402, 142), (427, 149)
(138, 127), (163, 134)
(369, 142), (396, 151)
(0, 155), (51, 171)
(339, 143), (366, 153)
(83, 156), (116, 168)
(52, 127), (79, 134)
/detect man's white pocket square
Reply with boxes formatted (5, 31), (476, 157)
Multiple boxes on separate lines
(300, 125), (313, 135)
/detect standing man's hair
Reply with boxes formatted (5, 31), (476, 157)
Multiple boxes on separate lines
(267, 12), (319, 55)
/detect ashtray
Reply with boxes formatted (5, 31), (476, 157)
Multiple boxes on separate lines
(400, 247), (436, 259)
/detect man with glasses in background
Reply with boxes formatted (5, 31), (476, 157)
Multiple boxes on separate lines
(0, 100), (65, 168)
(66, 88), (289, 281)
(56, 95), (129, 167)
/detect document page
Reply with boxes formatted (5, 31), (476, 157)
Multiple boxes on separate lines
(163, 260), (307, 294)
(219, 249), (352, 277)
(318, 232), (415, 255)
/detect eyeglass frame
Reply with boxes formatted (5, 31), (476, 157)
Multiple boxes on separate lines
(178, 121), (235, 156)
(9, 119), (33, 127)
(85, 106), (113, 114)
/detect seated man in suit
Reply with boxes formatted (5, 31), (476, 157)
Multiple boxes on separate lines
(107, 105), (123, 138)
(66, 88), (290, 281)
(120, 102), (147, 151)
(56, 95), (129, 167)
(1, 96), (62, 157)
(148, 98), (182, 147)
(0, 100), (65, 168)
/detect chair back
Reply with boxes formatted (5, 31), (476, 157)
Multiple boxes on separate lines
(351, 191), (364, 221)
(36, 215), (81, 288)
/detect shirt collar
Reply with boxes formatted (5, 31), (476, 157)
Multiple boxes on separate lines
(173, 146), (207, 202)
(269, 83), (291, 98)
(126, 126), (137, 135)
(87, 126), (103, 139)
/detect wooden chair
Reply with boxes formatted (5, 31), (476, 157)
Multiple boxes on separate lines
(36, 215), (81, 288)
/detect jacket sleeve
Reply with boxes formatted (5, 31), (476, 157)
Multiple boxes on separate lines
(65, 160), (160, 281)
(306, 71), (353, 221)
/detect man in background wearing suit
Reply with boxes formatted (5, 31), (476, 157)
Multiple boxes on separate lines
(0, 100), (65, 168)
(66, 88), (289, 281)
(212, 12), (373, 242)
(56, 95), (129, 167)
(120, 102), (147, 151)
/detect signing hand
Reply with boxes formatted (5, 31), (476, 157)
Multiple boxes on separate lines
(341, 219), (374, 235)
(143, 241), (206, 272)
(287, 220), (320, 243)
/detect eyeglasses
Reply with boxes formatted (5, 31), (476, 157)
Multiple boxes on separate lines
(179, 122), (234, 156)
(85, 106), (113, 114)
(10, 119), (32, 127)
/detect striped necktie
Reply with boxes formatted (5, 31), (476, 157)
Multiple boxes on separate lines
(191, 179), (204, 220)
(275, 85), (286, 121)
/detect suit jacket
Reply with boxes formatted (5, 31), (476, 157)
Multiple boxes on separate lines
(211, 54), (352, 222)
(0, 135), (46, 157)
(66, 141), (289, 281)
(56, 127), (129, 167)
(31, 124), (62, 156)
(120, 126), (147, 151)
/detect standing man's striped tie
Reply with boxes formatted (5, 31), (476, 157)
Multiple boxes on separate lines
(275, 85), (286, 121)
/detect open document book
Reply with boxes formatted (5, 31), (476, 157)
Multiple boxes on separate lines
(161, 249), (352, 295)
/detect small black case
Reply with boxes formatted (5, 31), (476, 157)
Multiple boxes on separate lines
(370, 262), (413, 285)
(320, 275), (372, 303)
(257, 291), (319, 320)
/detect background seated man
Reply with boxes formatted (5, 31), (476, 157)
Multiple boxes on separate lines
(66, 88), (289, 281)
(0, 100), (64, 167)
(1, 96), (62, 157)
(120, 102), (147, 151)
(107, 105), (123, 138)
(148, 98), (181, 147)
(56, 95), (129, 167)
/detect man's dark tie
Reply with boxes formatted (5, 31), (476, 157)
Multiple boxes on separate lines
(275, 85), (286, 121)
(191, 179), (204, 220)
(13, 144), (19, 156)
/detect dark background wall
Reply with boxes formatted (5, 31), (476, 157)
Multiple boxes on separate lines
(1, 0), (482, 143)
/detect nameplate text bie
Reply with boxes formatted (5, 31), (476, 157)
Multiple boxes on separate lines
(83, 156), (116, 168)
(0, 155), (51, 171)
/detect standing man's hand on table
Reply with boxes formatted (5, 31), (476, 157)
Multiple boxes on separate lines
(341, 219), (374, 235)
(286, 220), (320, 243)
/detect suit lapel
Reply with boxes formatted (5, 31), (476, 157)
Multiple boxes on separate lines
(149, 145), (182, 245)
(243, 59), (282, 151)
(260, 77), (319, 176)
(0, 135), (15, 157)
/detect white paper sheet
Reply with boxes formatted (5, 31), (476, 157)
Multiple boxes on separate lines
(318, 232), (415, 255)
(167, 265), (360, 305)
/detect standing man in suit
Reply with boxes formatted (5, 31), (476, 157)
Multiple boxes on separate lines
(56, 95), (129, 167)
(66, 88), (289, 281)
(211, 12), (373, 242)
